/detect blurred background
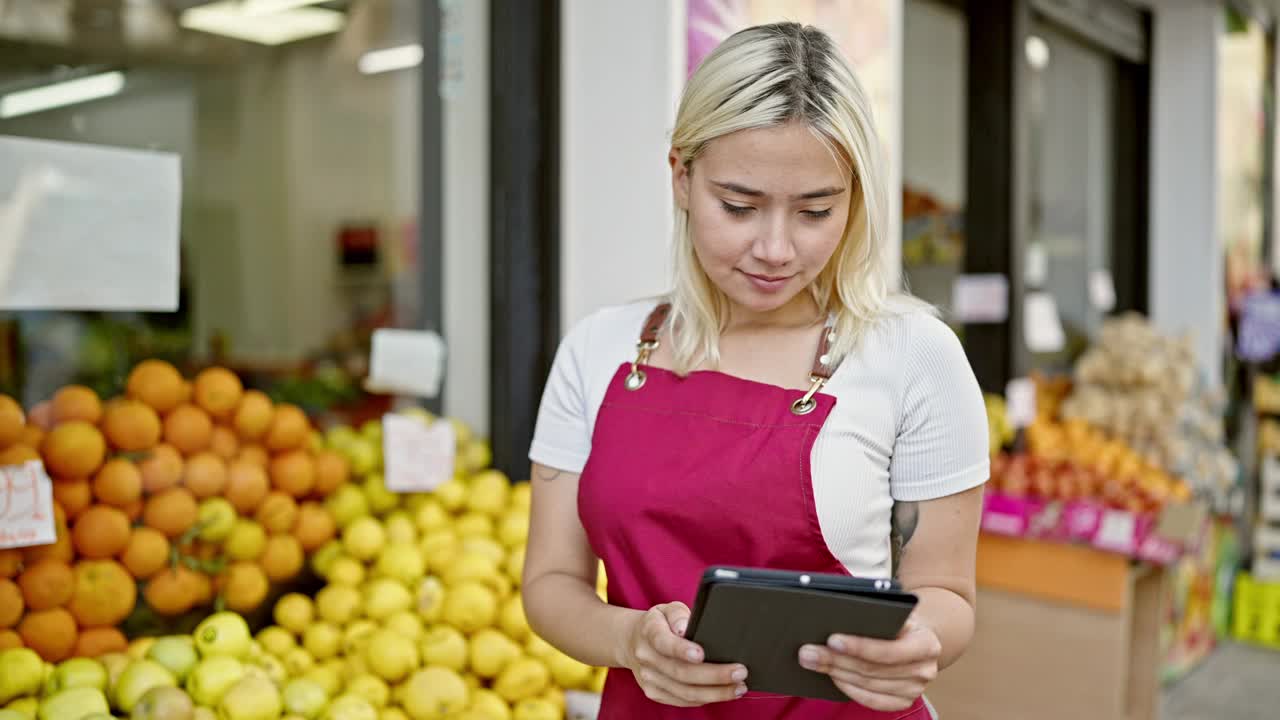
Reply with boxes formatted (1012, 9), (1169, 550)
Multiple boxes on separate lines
(1, 0), (1279, 718)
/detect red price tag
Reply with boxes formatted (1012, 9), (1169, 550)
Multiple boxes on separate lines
(0, 461), (57, 550)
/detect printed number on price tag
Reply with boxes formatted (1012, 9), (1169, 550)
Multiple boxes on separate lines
(0, 461), (57, 550)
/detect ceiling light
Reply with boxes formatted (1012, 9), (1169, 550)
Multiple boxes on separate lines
(358, 44), (424, 75)
(0, 71), (126, 119)
(180, 2), (345, 46)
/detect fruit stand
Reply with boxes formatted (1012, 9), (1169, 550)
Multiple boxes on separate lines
(0, 359), (602, 720)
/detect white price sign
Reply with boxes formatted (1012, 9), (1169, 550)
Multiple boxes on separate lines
(0, 461), (57, 550)
(382, 413), (455, 493)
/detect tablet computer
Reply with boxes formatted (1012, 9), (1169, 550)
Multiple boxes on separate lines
(685, 566), (919, 702)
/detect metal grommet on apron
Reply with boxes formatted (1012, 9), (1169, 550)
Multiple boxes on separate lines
(791, 324), (836, 415)
(625, 304), (671, 391)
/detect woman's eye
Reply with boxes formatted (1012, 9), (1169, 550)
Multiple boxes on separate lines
(802, 209), (832, 219)
(720, 200), (754, 216)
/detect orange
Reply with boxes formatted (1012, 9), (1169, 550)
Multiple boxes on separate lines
(292, 502), (337, 552)
(0, 578), (22, 628)
(143, 488), (198, 539)
(143, 567), (198, 616)
(233, 391), (275, 440)
(101, 399), (162, 452)
(185, 569), (213, 607)
(0, 394), (25, 448)
(120, 527), (170, 580)
(18, 607), (76, 662)
(127, 360), (186, 414)
(210, 426), (239, 461)
(218, 561), (269, 613)
(71, 505), (131, 559)
(183, 452), (228, 499)
(235, 444), (269, 468)
(52, 479), (92, 521)
(42, 422), (107, 479)
(0, 629), (21, 649)
(312, 450), (349, 497)
(19, 425), (44, 451)
(139, 444), (184, 494)
(74, 627), (127, 658)
(51, 385), (103, 425)
(0, 549), (22, 578)
(67, 560), (136, 628)
(27, 400), (53, 431)
(121, 498), (144, 522)
(17, 559), (74, 611)
(23, 521), (73, 565)
(269, 450), (316, 498)
(255, 492), (298, 534)
(194, 367), (244, 419)
(264, 404), (309, 452)
(0, 444), (40, 466)
(92, 458), (143, 508)
(225, 461), (270, 514)
(259, 535), (303, 582)
(163, 404), (213, 456)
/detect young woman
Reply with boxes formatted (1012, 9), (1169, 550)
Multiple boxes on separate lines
(522, 22), (988, 719)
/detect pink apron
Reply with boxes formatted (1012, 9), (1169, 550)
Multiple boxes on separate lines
(578, 304), (932, 719)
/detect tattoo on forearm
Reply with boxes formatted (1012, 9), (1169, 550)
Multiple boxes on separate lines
(889, 501), (919, 577)
(535, 466), (564, 482)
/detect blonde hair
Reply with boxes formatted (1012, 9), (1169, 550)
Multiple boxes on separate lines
(667, 22), (929, 374)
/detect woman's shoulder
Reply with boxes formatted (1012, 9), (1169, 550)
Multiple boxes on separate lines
(862, 298), (961, 362)
(557, 297), (668, 359)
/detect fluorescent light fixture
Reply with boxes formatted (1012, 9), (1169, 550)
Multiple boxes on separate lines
(358, 44), (424, 75)
(180, 2), (345, 46)
(0, 71), (126, 119)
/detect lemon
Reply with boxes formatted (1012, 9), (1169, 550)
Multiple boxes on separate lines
(193, 613), (252, 660)
(497, 597), (531, 643)
(505, 547), (525, 587)
(303, 623), (342, 661)
(315, 585), (363, 625)
(282, 648), (315, 678)
(378, 708), (409, 720)
(326, 486), (371, 529)
(442, 554), (501, 589)
(432, 479), (467, 513)
(37, 687), (109, 720)
(459, 537), (506, 566)
(509, 484), (531, 513)
(273, 593), (315, 635)
(495, 513), (529, 549)
(311, 540), (344, 578)
(363, 631), (418, 684)
(323, 694), (377, 720)
(3, 704), (35, 720)
(374, 544), (426, 587)
(362, 578), (413, 621)
(343, 517), (387, 562)
(493, 659), (549, 705)
(113, 661), (176, 714)
(418, 626), (467, 673)
(344, 675), (388, 708)
(413, 501), (449, 534)
(252, 654), (288, 687)
(545, 651), (592, 690)
(128, 638), (156, 661)
(343, 655), (369, 679)
(511, 698), (557, 720)
(222, 520), (267, 561)
(341, 620), (379, 657)
(466, 471), (510, 516)
(469, 689), (511, 720)
(96, 654), (128, 695)
(193, 706), (217, 720)
(590, 667), (607, 693)
(460, 442), (492, 476)
(414, 577), (446, 624)
(49, 658), (107, 693)
(197, 498), (238, 543)
(383, 611), (424, 642)
(219, 676), (281, 720)
(383, 512), (418, 545)
(400, 668), (468, 720)
(185, 656), (245, 707)
(523, 636), (555, 662)
(256, 627), (297, 659)
(327, 556), (366, 587)
(347, 439), (380, 478)
(454, 513), (494, 540)
(539, 687), (564, 713)
(282, 679), (328, 720)
(448, 418), (473, 446)
(418, 531), (459, 574)
(441, 583), (498, 634)
(326, 426), (358, 451)
(298, 664), (341, 699)
(362, 475), (400, 516)
(146, 637), (199, 682)
(468, 631), (520, 680)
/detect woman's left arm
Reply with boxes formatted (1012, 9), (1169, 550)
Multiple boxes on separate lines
(797, 485), (983, 711)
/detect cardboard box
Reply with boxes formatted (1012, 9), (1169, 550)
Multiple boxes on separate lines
(925, 535), (1165, 720)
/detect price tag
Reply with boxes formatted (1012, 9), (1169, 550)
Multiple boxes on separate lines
(366, 329), (446, 399)
(951, 274), (1009, 323)
(1025, 243), (1048, 288)
(382, 413), (455, 493)
(565, 690), (603, 720)
(1089, 269), (1116, 312)
(0, 461), (57, 550)
(1094, 509), (1137, 553)
(1024, 292), (1066, 353)
(1004, 377), (1037, 429)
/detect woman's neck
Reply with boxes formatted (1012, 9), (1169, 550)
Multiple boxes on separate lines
(723, 292), (824, 331)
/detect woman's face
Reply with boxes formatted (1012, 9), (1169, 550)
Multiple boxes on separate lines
(670, 121), (852, 320)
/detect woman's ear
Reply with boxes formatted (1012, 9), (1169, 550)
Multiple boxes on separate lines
(669, 149), (690, 211)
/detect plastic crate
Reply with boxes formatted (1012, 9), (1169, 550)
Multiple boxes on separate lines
(1232, 572), (1280, 649)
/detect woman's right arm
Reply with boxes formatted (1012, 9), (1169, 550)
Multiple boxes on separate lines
(520, 462), (748, 705)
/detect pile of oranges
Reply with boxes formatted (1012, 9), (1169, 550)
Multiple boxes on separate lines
(0, 360), (350, 662)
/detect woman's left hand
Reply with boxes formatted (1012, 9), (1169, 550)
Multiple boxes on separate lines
(797, 620), (942, 712)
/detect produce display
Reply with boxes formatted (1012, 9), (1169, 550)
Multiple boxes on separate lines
(0, 361), (347, 662)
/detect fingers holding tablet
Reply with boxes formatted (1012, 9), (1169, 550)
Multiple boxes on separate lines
(621, 602), (749, 707)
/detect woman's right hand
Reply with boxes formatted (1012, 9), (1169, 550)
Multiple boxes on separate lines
(620, 601), (749, 707)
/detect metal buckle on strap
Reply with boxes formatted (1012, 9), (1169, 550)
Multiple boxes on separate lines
(625, 340), (659, 391)
(790, 375), (826, 415)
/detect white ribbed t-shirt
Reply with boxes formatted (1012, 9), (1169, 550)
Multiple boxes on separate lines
(528, 300), (990, 578)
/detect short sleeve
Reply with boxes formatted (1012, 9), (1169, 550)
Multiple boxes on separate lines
(528, 314), (595, 474)
(889, 314), (990, 502)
